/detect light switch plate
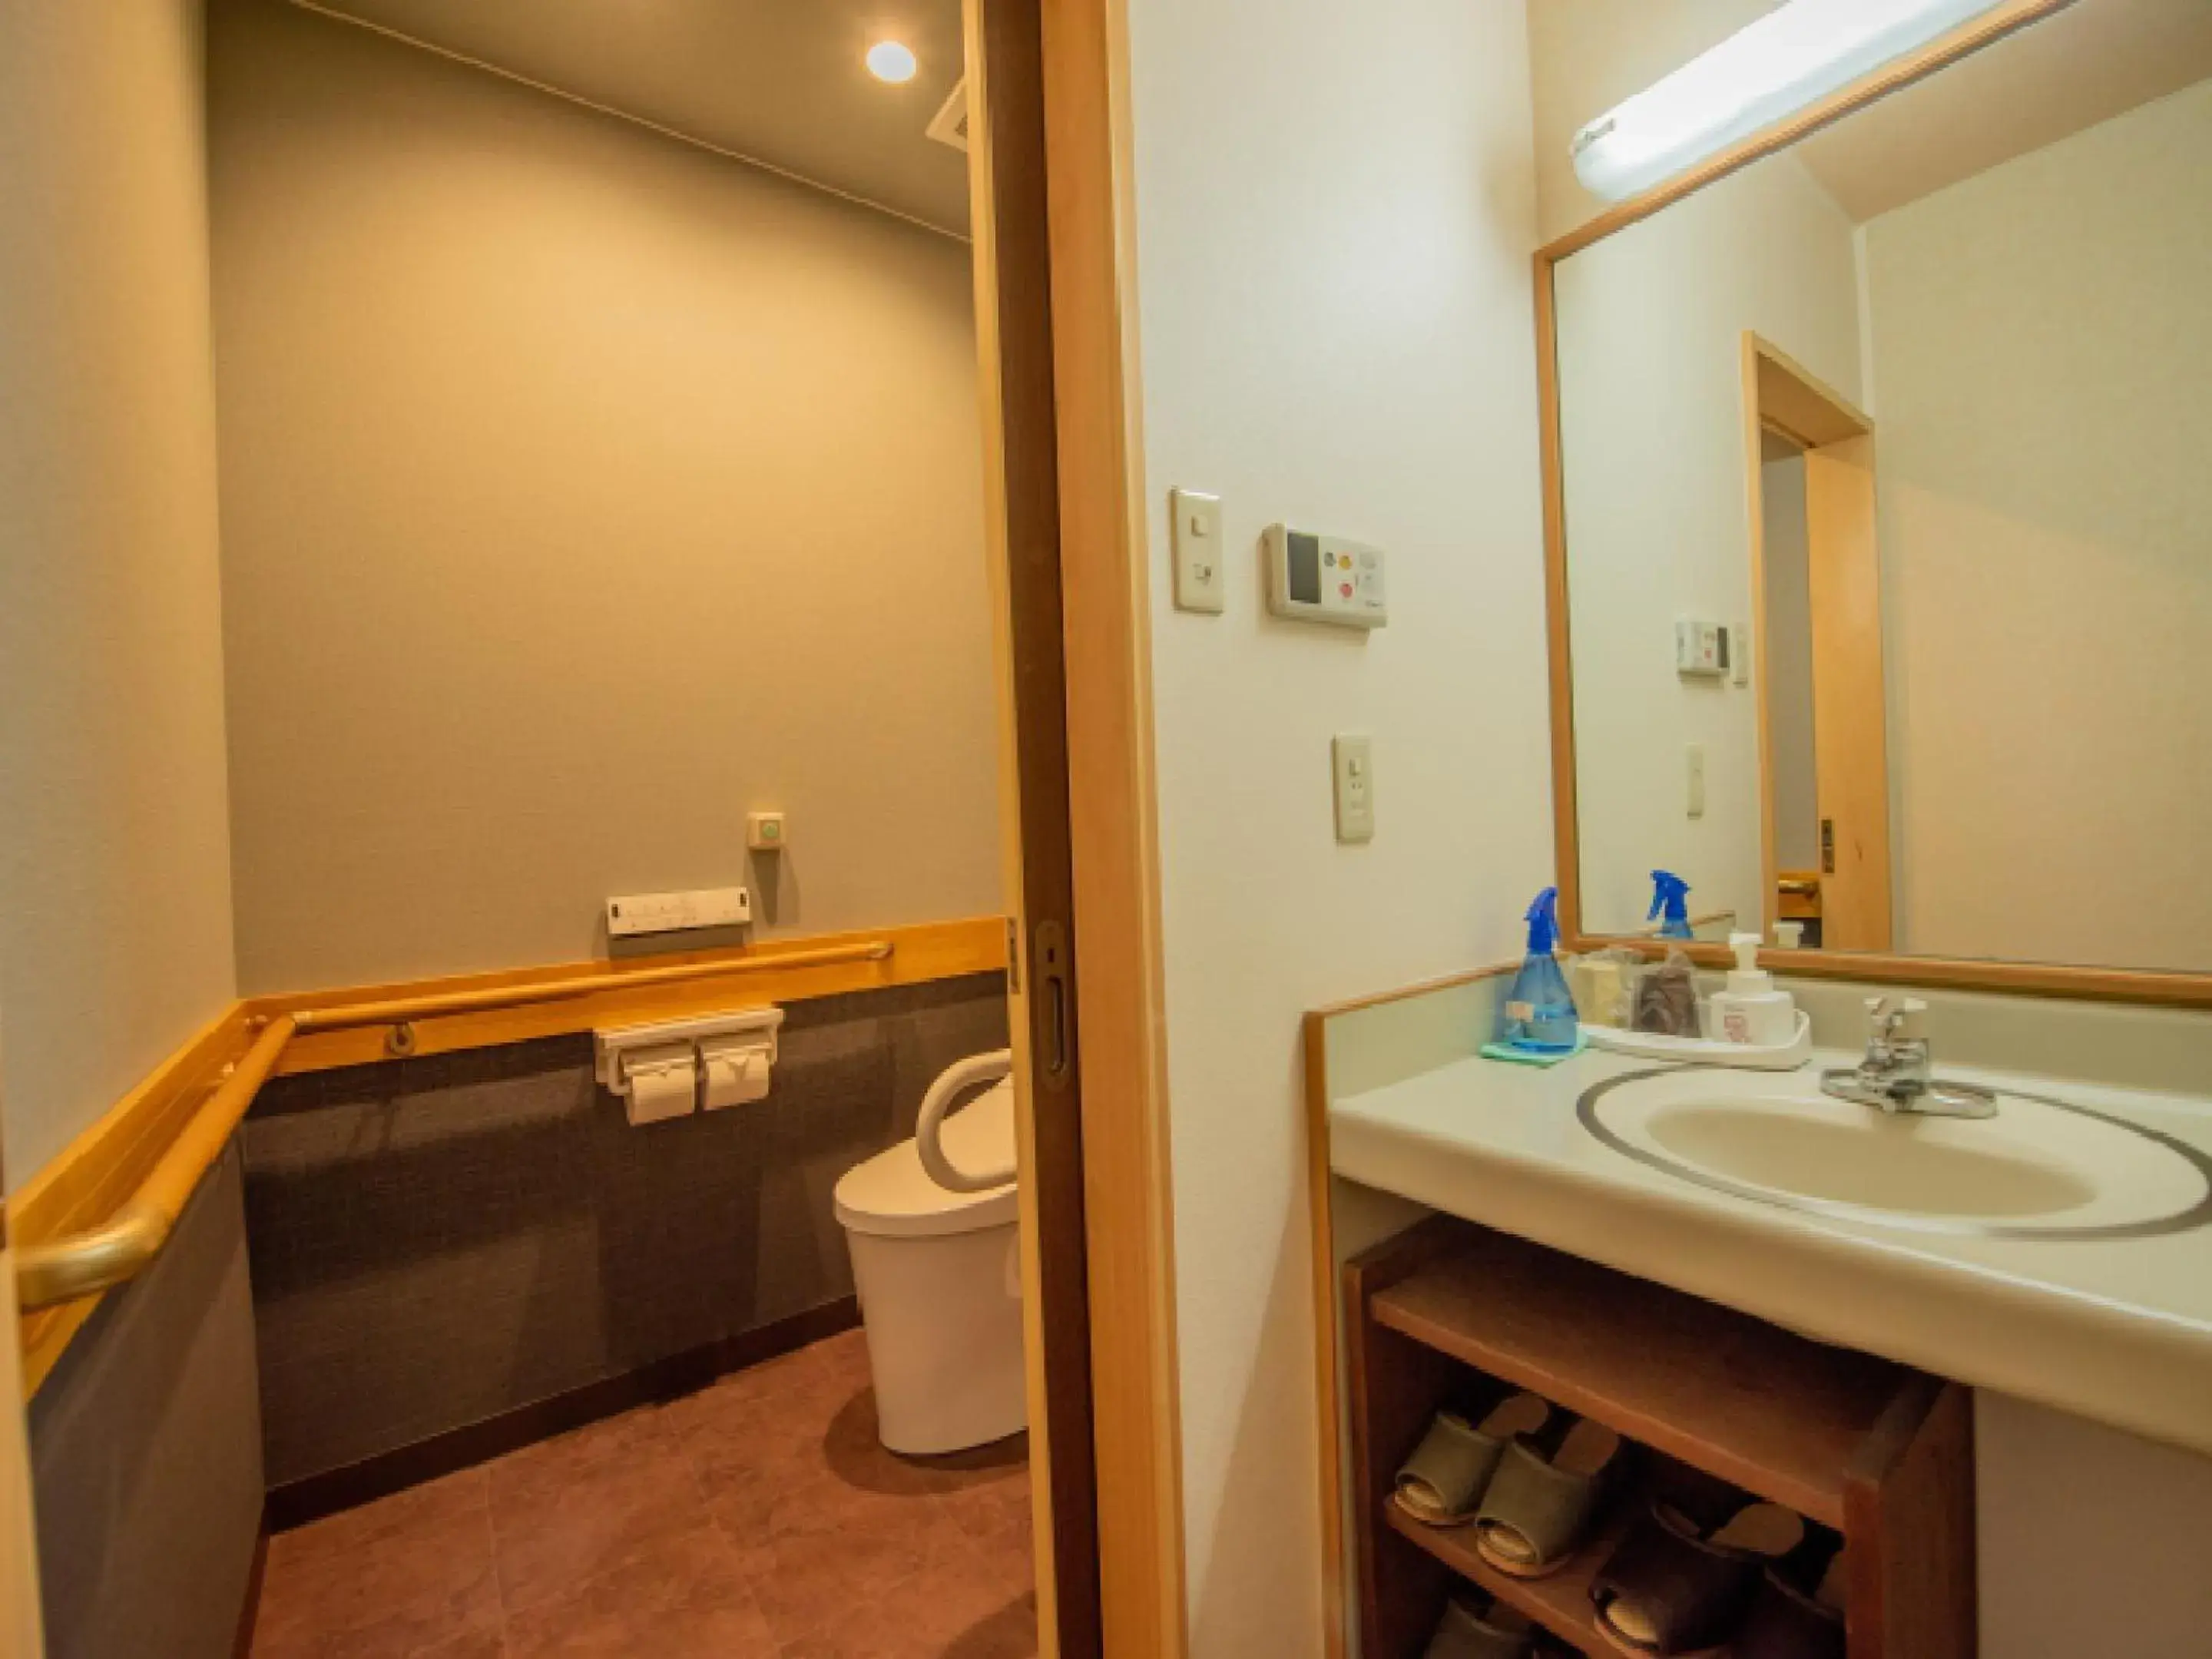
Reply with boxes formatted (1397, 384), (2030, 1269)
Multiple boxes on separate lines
(1333, 734), (1375, 843)
(1170, 488), (1225, 614)
(1687, 743), (1707, 820)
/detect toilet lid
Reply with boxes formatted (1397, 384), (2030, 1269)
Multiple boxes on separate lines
(833, 1079), (1019, 1239)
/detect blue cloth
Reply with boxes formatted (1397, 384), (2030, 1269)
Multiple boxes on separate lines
(1479, 1034), (1588, 1068)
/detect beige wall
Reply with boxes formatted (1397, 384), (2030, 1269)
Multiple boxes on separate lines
(0, 0), (239, 1189)
(207, 0), (1002, 993)
(1866, 78), (2212, 972)
(1124, 2), (1551, 1651)
(1555, 151), (1863, 937)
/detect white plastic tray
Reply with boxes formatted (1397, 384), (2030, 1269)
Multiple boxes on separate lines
(1582, 1008), (1813, 1071)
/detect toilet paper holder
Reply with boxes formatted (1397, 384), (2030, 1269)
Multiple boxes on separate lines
(594, 1007), (785, 1124)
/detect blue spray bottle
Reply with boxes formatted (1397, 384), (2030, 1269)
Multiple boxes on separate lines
(1648, 870), (1694, 941)
(1499, 887), (1579, 1055)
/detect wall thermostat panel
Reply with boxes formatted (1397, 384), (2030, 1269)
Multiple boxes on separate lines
(1675, 618), (1726, 677)
(1263, 525), (1387, 628)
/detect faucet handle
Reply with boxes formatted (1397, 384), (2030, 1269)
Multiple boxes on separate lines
(1895, 998), (1930, 1042)
(1863, 995), (1897, 1038)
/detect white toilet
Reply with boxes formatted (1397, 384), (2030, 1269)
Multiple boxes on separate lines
(833, 1052), (1027, 1455)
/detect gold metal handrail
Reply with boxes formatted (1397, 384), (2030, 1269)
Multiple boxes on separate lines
(15, 1015), (297, 1312)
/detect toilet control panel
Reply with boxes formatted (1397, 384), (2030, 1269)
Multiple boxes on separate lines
(606, 886), (751, 939)
(1263, 525), (1388, 628)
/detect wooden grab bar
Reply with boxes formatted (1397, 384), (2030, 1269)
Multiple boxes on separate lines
(15, 1015), (297, 1313)
(13, 938), (897, 1312)
(1634, 908), (1739, 939)
(287, 939), (895, 1034)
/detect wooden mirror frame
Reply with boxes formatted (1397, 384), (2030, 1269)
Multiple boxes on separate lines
(1533, 0), (2212, 1012)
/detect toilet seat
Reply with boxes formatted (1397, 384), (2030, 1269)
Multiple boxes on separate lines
(833, 1079), (1018, 1239)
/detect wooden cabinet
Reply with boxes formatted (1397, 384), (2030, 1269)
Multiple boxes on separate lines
(1346, 1218), (1974, 1657)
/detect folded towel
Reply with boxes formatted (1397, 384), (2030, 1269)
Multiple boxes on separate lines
(1479, 1035), (1587, 1068)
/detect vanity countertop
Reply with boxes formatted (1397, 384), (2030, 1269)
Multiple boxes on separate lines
(1330, 1045), (2212, 1459)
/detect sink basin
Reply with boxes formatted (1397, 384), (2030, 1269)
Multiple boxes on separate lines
(1578, 1067), (2212, 1239)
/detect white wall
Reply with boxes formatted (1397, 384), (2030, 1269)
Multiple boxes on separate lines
(1864, 79), (2212, 972)
(1978, 1394), (2212, 1656)
(0, 0), (239, 1187)
(1121, 3), (1553, 1651)
(1554, 153), (1862, 935)
(207, 0), (1003, 992)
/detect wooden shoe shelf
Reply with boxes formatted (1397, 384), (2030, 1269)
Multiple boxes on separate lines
(1346, 1217), (1975, 1658)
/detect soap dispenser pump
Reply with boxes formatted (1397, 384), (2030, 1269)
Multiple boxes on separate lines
(1499, 887), (1579, 1055)
(1711, 932), (1797, 1047)
(1647, 870), (1694, 940)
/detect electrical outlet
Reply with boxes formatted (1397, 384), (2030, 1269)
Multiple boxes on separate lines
(1333, 734), (1375, 843)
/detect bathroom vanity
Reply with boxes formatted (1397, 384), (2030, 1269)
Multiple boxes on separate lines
(1309, 971), (2212, 1659)
(1333, 1035), (2212, 1459)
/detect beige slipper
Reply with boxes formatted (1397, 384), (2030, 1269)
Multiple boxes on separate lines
(1392, 1392), (1553, 1527)
(1472, 1417), (1626, 1578)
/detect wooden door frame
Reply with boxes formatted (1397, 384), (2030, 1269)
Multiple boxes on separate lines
(1740, 333), (1892, 953)
(967, 2), (1187, 1655)
(0, 1130), (48, 1656)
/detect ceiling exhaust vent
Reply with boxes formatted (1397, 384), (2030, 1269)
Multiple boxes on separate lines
(926, 79), (969, 152)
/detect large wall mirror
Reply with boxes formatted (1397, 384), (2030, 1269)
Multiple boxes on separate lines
(1541, 0), (2211, 992)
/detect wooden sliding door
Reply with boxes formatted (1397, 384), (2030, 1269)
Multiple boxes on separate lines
(969, 0), (1186, 1653)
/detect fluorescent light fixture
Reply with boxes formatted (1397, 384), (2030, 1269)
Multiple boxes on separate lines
(1571, 0), (2013, 202)
(865, 40), (919, 84)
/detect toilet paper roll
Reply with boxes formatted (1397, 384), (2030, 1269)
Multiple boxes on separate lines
(625, 1057), (698, 1126)
(702, 1049), (769, 1111)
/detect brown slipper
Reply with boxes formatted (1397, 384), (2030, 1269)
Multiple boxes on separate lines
(1393, 1392), (1552, 1526)
(1472, 1416), (1626, 1578)
(1728, 1541), (1846, 1659)
(1589, 1498), (1806, 1656)
(1422, 1590), (1535, 1659)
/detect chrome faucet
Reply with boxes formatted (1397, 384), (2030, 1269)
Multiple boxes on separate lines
(1820, 996), (1998, 1119)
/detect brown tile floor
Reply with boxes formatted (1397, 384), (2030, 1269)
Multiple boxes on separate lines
(249, 1329), (1038, 1658)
